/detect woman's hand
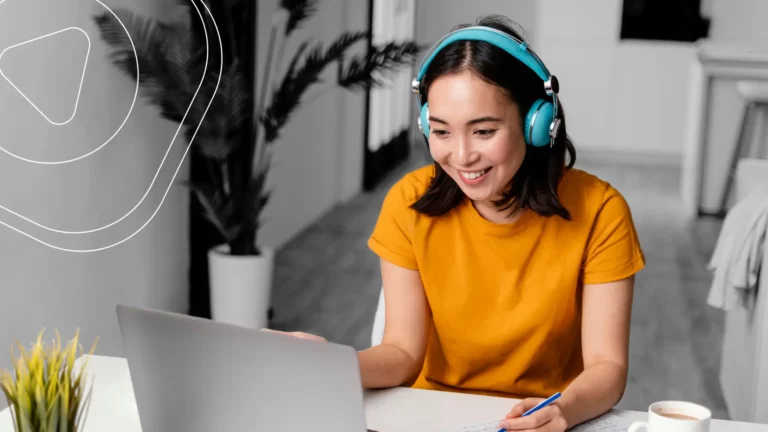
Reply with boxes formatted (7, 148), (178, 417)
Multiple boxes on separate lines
(260, 328), (327, 342)
(498, 398), (568, 431)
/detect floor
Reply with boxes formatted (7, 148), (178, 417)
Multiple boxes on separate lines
(269, 148), (730, 419)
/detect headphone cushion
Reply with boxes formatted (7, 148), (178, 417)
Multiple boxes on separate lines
(420, 103), (430, 137)
(525, 99), (554, 147)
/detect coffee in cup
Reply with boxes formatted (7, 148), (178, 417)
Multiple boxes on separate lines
(628, 401), (711, 431)
(657, 411), (699, 421)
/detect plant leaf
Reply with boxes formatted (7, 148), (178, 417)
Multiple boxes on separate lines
(184, 181), (242, 242)
(338, 41), (423, 91)
(280, 0), (318, 36)
(93, 9), (194, 123)
(260, 31), (368, 144)
(192, 61), (249, 160)
(46, 392), (59, 432)
(243, 165), (270, 233)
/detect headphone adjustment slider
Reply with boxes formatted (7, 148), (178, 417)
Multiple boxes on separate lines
(544, 75), (559, 95)
(549, 118), (562, 148)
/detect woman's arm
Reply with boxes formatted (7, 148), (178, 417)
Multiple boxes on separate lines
(558, 275), (634, 427)
(357, 258), (431, 389)
(500, 275), (634, 431)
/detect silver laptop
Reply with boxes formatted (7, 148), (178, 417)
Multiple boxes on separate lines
(116, 305), (372, 432)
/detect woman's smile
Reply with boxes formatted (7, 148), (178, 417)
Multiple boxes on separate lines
(457, 167), (492, 185)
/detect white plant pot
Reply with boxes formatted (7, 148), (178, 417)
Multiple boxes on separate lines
(208, 244), (274, 329)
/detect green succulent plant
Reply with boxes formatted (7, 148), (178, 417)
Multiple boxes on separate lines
(0, 329), (98, 432)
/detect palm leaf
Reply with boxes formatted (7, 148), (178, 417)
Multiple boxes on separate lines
(93, 10), (169, 81)
(191, 61), (249, 160)
(243, 159), (272, 232)
(187, 183), (230, 241)
(93, 10), (194, 123)
(338, 41), (423, 91)
(280, 0), (318, 36)
(261, 31), (368, 144)
(184, 181), (246, 242)
(95, 1), (421, 255)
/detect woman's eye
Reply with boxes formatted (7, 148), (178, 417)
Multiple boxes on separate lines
(432, 130), (449, 138)
(475, 129), (496, 137)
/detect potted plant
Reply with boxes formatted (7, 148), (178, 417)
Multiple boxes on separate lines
(93, 0), (421, 329)
(0, 329), (98, 432)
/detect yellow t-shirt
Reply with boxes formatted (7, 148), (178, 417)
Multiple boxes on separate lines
(367, 164), (645, 399)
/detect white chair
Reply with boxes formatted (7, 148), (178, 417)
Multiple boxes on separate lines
(371, 286), (386, 347)
(718, 158), (768, 423)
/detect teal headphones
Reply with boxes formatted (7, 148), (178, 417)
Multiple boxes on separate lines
(412, 26), (561, 148)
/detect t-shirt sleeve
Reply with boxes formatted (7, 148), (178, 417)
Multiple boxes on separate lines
(582, 184), (646, 285)
(367, 176), (420, 270)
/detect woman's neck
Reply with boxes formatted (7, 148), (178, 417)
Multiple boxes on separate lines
(472, 199), (524, 224)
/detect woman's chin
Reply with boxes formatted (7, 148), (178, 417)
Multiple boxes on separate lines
(455, 184), (496, 202)
(449, 173), (496, 200)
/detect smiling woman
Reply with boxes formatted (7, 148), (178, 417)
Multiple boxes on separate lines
(410, 17), (575, 224)
(271, 14), (646, 432)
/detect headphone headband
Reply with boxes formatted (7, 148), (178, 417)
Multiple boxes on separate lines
(412, 25), (562, 148)
(416, 26), (551, 83)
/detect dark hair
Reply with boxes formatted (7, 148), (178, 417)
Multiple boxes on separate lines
(410, 15), (576, 220)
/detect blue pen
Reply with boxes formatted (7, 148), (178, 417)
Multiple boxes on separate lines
(497, 392), (561, 432)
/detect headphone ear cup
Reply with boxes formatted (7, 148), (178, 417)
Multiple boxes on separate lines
(524, 99), (555, 147)
(419, 103), (430, 138)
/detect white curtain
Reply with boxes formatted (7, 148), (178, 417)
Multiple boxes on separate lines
(368, 0), (415, 152)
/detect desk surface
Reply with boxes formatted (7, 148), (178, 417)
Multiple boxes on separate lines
(1, 355), (766, 431)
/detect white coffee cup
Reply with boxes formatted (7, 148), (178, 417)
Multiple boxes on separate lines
(628, 401), (711, 432)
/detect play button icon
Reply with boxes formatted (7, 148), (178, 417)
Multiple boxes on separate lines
(0, 26), (90, 126)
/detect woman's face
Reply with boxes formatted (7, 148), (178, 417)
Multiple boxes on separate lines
(426, 70), (526, 206)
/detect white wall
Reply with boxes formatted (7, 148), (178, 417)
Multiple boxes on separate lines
(533, 0), (694, 165)
(0, 0), (189, 389)
(414, 0), (538, 46)
(256, 0), (368, 249)
(708, 0), (768, 43)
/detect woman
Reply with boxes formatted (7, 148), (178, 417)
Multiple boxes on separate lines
(270, 15), (645, 431)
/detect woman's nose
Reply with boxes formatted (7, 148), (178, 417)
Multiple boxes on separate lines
(455, 137), (479, 165)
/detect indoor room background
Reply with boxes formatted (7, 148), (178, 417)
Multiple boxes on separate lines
(1, 0), (767, 423)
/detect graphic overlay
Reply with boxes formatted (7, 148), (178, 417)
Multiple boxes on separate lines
(0, 0), (223, 252)
(0, 1), (139, 165)
(0, 26), (90, 126)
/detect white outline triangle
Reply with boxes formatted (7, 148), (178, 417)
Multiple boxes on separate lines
(0, 26), (91, 126)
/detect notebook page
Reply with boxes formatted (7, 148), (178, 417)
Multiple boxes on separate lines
(452, 413), (629, 432)
(569, 413), (629, 431)
(451, 420), (502, 432)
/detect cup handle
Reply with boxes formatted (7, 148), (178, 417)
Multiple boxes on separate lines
(628, 421), (648, 431)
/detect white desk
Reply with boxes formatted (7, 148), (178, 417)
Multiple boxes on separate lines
(1, 355), (766, 431)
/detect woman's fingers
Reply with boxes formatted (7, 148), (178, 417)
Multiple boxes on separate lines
(506, 397), (544, 419)
(291, 331), (327, 342)
(500, 405), (563, 430)
(260, 328), (327, 342)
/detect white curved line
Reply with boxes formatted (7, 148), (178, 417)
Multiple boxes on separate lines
(0, 0), (222, 252)
(0, 1), (139, 164)
(0, 27), (91, 126)
(0, 0), (206, 236)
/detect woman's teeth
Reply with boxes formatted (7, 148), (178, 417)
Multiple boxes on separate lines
(460, 168), (490, 180)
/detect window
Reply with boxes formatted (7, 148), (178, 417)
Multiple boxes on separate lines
(620, 0), (710, 42)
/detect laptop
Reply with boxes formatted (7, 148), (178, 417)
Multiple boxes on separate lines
(116, 304), (372, 432)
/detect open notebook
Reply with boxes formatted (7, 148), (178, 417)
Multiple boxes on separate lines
(452, 412), (630, 432)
